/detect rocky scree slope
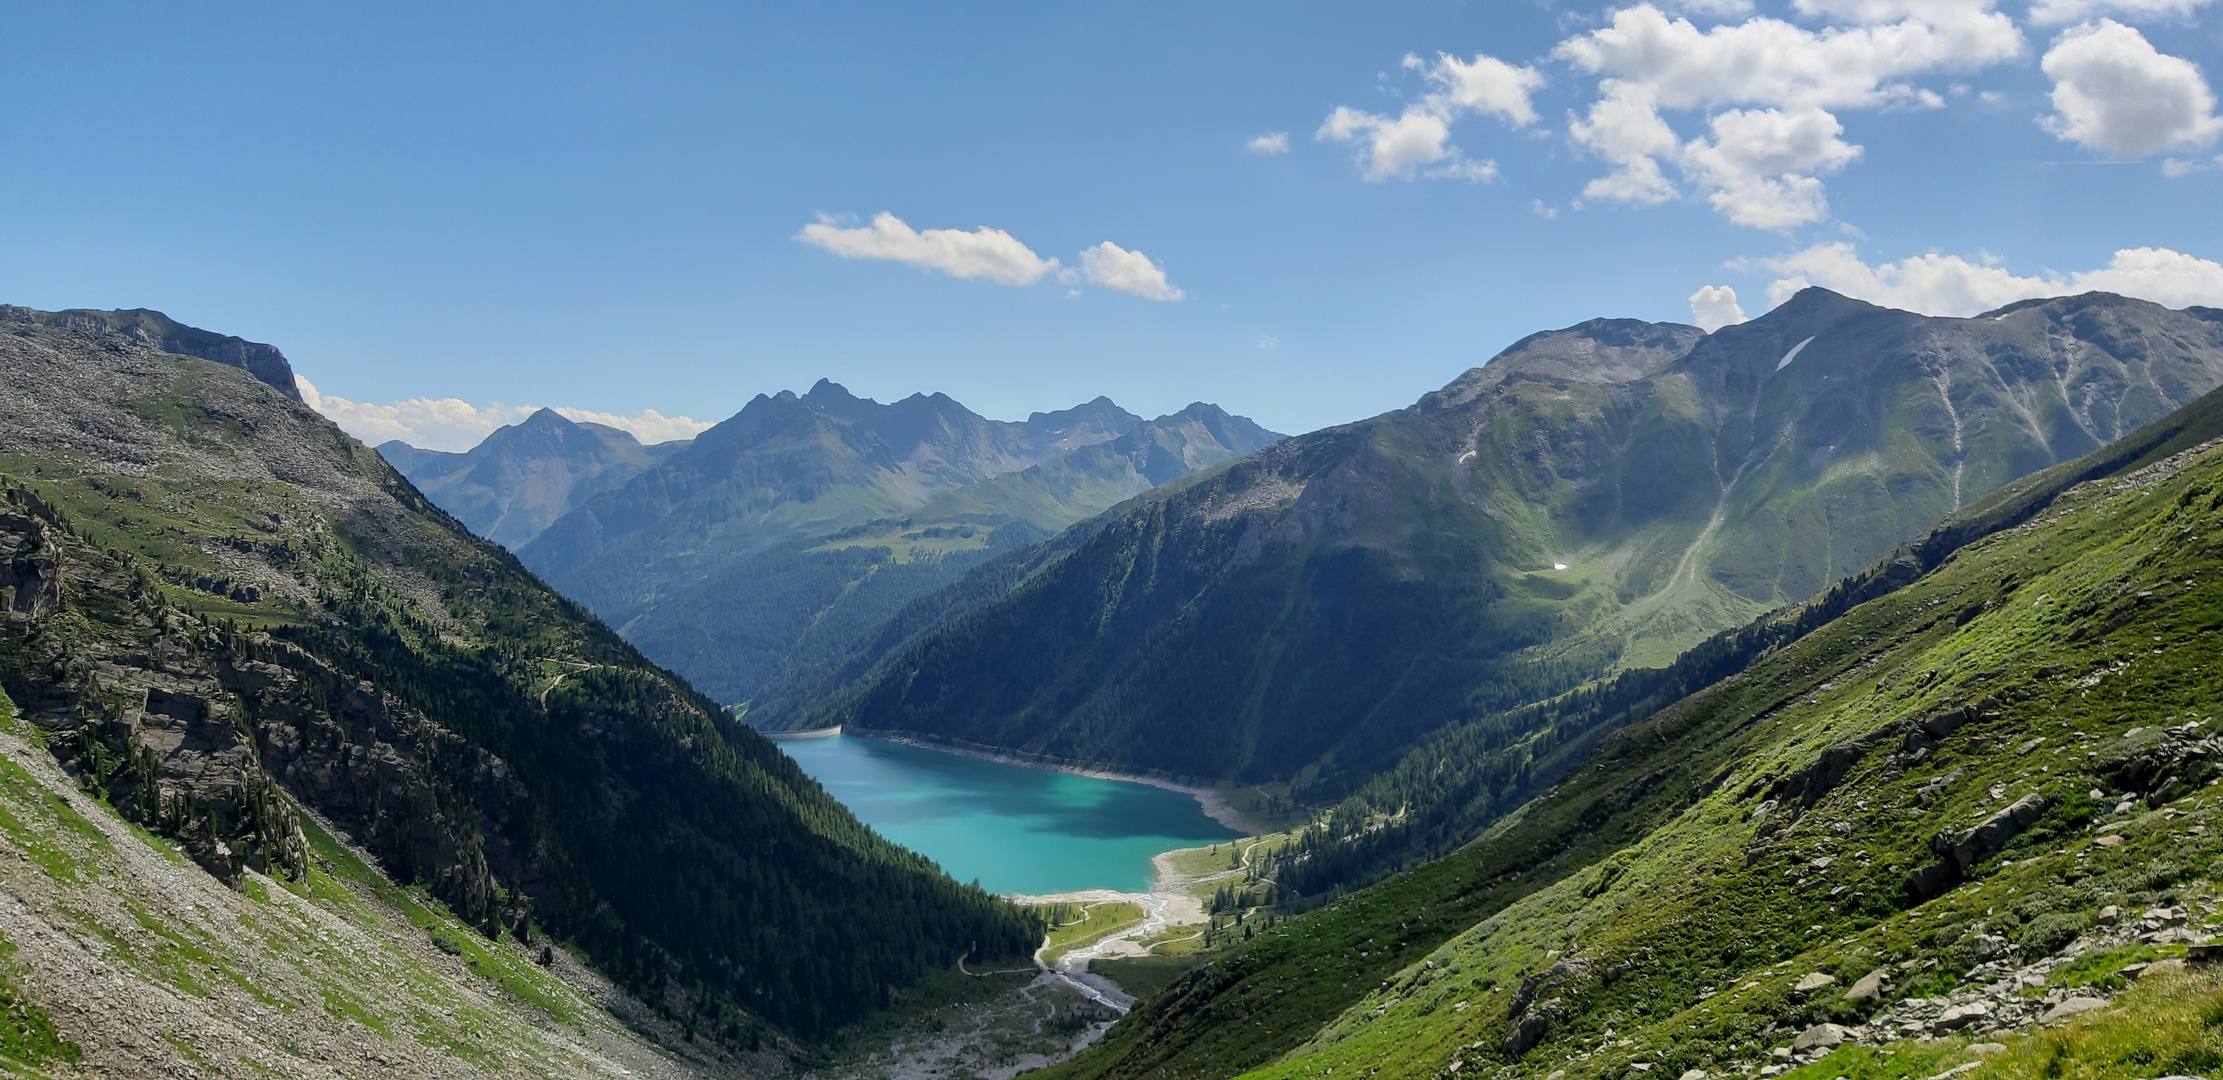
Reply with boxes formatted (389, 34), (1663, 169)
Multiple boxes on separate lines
(807, 289), (2223, 796)
(0, 310), (1038, 1045)
(1034, 393), (2223, 1080)
(379, 407), (690, 549)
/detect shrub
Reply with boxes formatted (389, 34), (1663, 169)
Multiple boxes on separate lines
(2020, 912), (2089, 959)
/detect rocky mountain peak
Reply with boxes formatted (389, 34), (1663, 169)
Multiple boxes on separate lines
(0, 304), (303, 402)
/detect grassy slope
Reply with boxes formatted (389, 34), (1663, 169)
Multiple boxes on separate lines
(0, 686), (701, 1078)
(1233, 436), (2223, 1078)
(1033, 387), (2223, 1080)
(1264, 377), (2223, 904)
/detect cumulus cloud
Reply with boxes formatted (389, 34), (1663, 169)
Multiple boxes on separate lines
(295, 376), (711, 453)
(796, 212), (1061, 286)
(1680, 108), (1863, 227)
(1319, 106), (1463, 180)
(1689, 285), (1750, 331)
(547, 407), (713, 445)
(1317, 51), (1541, 181)
(1759, 242), (2223, 315)
(1248, 132), (1291, 155)
(1555, 2), (2021, 227)
(2030, 0), (2217, 25)
(2040, 20), (2223, 158)
(1079, 242), (1185, 301)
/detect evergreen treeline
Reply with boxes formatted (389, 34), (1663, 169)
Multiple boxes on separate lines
(278, 527), (1044, 1037)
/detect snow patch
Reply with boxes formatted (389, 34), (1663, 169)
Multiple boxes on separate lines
(1775, 336), (1817, 371)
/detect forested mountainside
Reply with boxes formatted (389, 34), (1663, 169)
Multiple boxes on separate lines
(808, 289), (2223, 797)
(500, 381), (1276, 707)
(1038, 371), (2223, 1080)
(378, 408), (690, 549)
(0, 309), (1038, 1056)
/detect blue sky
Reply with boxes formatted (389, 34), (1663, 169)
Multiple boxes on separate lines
(5, 1), (2222, 449)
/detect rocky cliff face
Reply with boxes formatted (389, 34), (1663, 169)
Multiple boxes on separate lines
(0, 304), (303, 402)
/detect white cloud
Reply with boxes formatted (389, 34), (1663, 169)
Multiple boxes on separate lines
(2073, 245), (2223, 306)
(1556, 4), (2021, 115)
(1569, 86), (1683, 204)
(796, 212), (1061, 286)
(1667, 0), (1755, 15)
(1079, 242), (1186, 301)
(548, 407), (713, 445)
(1689, 285), (1750, 330)
(1759, 242), (2223, 315)
(1680, 108), (1863, 227)
(1319, 106), (1460, 180)
(1555, 2), (2022, 227)
(1248, 132), (1291, 155)
(1426, 53), (1547, 127)
(2030, 0), (2218, 25)
(2040, 20), (2223, 158)
(1318, 52), (1540, 182)
(296, 376), (712, 453)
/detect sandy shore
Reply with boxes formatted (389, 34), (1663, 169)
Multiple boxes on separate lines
(843, 728), (1266, 835)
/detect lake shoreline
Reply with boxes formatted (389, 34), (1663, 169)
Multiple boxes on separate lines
(842, 727), (1265, 836)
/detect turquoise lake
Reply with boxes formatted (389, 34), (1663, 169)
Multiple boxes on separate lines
(777, 735), (1240, 895)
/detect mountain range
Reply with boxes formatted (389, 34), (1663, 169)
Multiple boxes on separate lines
(375, 409), (691, 549)
(793, 289), (2223, 805)
(381, 380), (1281, 706)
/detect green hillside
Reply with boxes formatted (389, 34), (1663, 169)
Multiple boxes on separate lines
(0, 308), (1038, 1051)
(1266, 374), (2223, 902)
(810, 291), (2223, 801)
(1032, 387), (2223, 1080)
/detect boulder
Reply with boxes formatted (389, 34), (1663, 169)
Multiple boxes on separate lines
(1679, 1070), (1708, 1080)
(1968, 1043), (2007, 1055)
(2097, 904), (2122, 924)
(1792, 1023), (1851, 1051)
(2040, 997), (2108, 1024)
(1846, 968), (1887, 1001)
(1933, 795), (2047, 873)
(1936, 1001), (1992, 1029)
(1794, 972), (1838, 993)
